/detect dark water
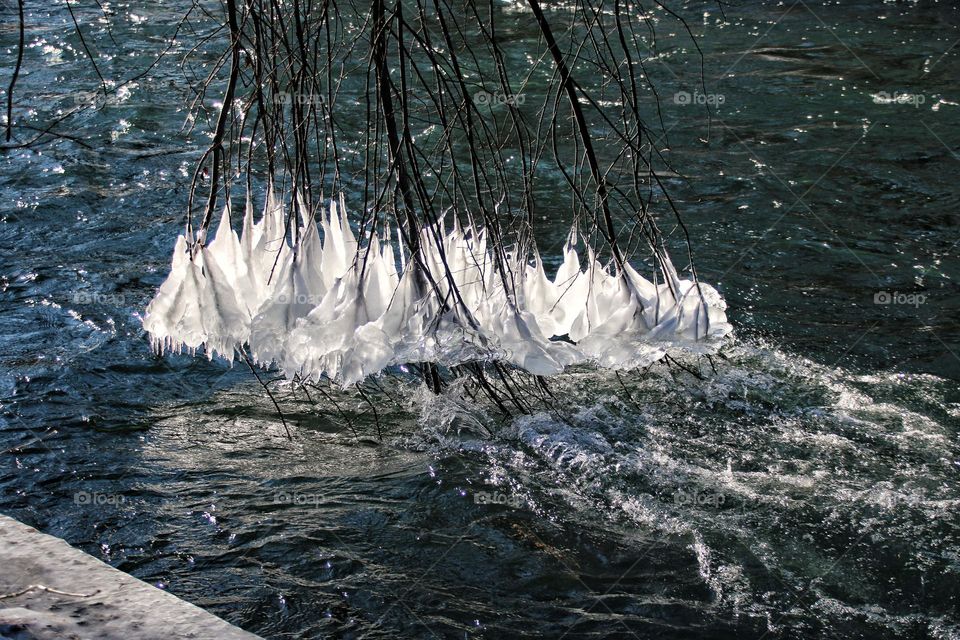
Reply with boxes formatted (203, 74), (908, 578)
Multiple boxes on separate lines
(1, 1), (959, 638)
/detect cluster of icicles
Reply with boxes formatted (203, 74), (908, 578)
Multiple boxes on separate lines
(144, 192), (731, 386)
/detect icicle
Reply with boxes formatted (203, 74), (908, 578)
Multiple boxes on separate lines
(145, 194), (732, 386)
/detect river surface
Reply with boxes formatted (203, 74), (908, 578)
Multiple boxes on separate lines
(1, 1), (959, 638)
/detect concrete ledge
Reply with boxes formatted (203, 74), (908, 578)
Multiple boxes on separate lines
(0, 515), (260, 640)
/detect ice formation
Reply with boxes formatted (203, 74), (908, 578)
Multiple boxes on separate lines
(144, 192), (731, 386)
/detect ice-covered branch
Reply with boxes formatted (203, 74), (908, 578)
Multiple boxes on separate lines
(145, 193), (730, 387)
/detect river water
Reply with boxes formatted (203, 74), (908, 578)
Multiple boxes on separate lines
(1, 1), (958, 638)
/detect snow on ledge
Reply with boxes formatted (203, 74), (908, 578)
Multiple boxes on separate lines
(0, 514), (260, 640)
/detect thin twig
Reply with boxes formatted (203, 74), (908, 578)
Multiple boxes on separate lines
(5, 0), (24, 143)
(240, 347), (292, 440)
(0, 585), (100, 600)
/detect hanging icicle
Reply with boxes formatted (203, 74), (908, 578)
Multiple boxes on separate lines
(145, 194), (731, 387)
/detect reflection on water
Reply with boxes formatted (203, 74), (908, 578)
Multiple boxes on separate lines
(1, 1), (959, 638)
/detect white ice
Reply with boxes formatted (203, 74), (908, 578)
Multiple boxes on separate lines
(144, 194), (732, 386)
